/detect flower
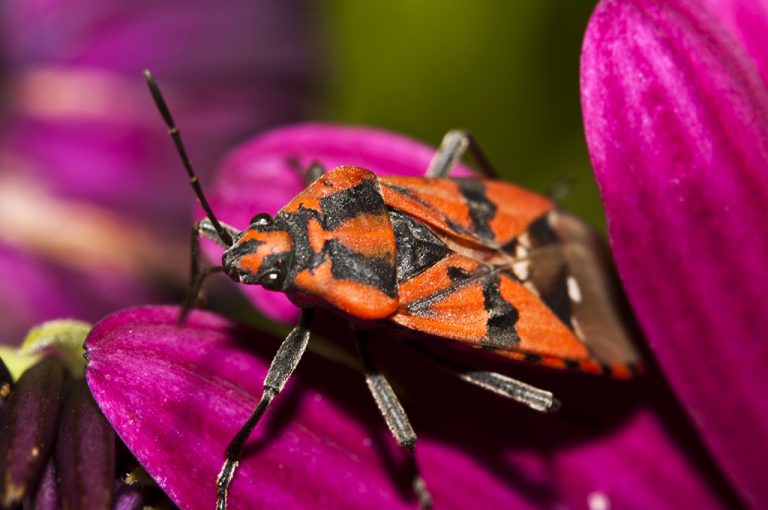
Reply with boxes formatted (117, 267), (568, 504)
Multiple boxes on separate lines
(85, 125), (740, 509)
(581, 0), (768, 507)
(0, 0), (316, 341)
(0, 321), (173, 508)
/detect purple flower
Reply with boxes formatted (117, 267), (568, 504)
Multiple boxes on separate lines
(0, 321), (176, 508)
(85, 125), (739, 509)
(581, 0), (768, 507)
(0, 0), (315, 341)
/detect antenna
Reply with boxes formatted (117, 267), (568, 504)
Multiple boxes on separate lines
(144, 69), (234, 247)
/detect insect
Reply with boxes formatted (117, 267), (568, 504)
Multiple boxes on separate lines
(144, 71), (639, 510)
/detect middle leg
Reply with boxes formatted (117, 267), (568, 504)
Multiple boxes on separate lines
(356, 331), (432, 509)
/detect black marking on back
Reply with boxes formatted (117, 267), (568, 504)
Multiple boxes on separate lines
(456, 179), (496, 240)
(320, 180), (386, 231)
(276, 208), (321, 284)
(326, 239), (397, 298)
(382, 182), (421, 202)
(404, 267), (521, 348)
(390, 209), (449, 283)
(447, 266), (472, 282)
(482, 274), (521, 348)
(383, 182), (479, 240)
(405, 265), (493, 315)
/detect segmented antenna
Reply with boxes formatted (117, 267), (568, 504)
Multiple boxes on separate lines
(144, 69), (234, 247)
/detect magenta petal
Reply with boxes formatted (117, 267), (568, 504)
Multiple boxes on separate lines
(699, 0), (768, 88)
(0, 1), (316, 341)
(205, 124), (473, 323)
(85, 306), (526, 510)
(85, 306), (734, 510)
(582, 0), (768, 506)
(1, 0), (314, 226)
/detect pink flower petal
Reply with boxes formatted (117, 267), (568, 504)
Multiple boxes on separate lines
(581, 0), (768, 506)
(84, 306), (528, 509)
(0, 0), (315, 340)
(85, 306), (734, 509)
(1, 0), (314, 225)
(699, 0), (768, 88)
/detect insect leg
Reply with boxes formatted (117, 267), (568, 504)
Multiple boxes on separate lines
(356, 332), (432, 509)
(415, 345), (560, 413)
(216, 308), (315, 510)
(425, 129), (498, 179)
(288, 159), (327, 185)
(305, 161), (326, 183)
(197, 218), (240, 247)
(178, 220), (240, 322)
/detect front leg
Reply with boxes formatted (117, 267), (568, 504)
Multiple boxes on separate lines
(179, 219), (241, 322)
(216, 308), (315, 510)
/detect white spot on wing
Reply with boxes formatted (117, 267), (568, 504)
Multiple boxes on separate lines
(512, 260), (530, 281)
(567, 276), (582, 303)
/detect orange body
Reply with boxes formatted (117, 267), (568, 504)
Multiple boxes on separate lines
(223, 166), (639, 377)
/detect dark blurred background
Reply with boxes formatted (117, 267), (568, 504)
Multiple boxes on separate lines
(320, 1), (602, 223)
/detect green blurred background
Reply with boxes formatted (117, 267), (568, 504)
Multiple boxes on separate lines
(319, 1), (604, 226)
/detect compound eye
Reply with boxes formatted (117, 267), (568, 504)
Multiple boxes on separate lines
(250, 213), (273, 228)
(259, 269), (284, 290)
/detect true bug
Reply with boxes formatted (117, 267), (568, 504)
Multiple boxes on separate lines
(144, 71), (639, 510)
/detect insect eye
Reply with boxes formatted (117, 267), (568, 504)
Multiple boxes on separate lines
(259, 269), (284, 290)
(250, 213), (273, 228)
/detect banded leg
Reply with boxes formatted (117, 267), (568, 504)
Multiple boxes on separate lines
(425, 129), (498, 179)
(216, 308), (315, 510)
(179, 219), (241, 322)
(356, 332), (432, 509)
(415, 345), (560, 413)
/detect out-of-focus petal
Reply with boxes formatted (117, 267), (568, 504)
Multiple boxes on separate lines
(699, 0), (768, 87)
(205, 124), (472, 323)
(0, 0), (316, 340)
(0, 0), (314, 225)
(581, 0), (768, 506)
(86, 306), (733, 510)
(27, 460), (59, 510)
(86, 306), (492, 510)
(0, 357), (12, 401)
(0, 358), (67, 507)
(112, 479), (145, 510)
(55, 379), (115, 509)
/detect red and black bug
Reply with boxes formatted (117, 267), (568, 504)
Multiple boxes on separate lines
(145, 71), (639, 510)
